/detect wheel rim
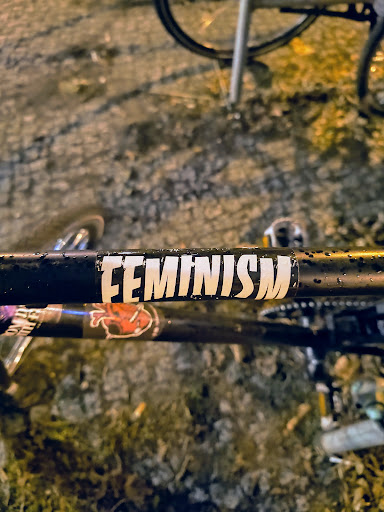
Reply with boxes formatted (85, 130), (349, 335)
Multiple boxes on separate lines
(162, 0), (314, 59)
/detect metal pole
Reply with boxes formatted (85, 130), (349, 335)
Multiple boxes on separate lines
(229, 0), (252, 106)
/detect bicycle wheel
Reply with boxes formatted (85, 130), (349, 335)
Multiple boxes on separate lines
(12, 204), (105, 252)
(1, 204), (106, 377)
(154, 0), (317, 62)
(357, 16), (384, 116)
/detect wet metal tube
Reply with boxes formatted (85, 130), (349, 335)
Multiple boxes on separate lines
(0, 249), (298, 305)
(295, 249), (384, 297)
(0, 303), (318, 346)
(0, 248), (383, 305)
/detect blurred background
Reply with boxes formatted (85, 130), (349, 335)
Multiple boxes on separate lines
(1, 0), (384, 510)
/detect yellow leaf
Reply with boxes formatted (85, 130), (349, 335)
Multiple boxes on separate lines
(290, 37), (315, 56)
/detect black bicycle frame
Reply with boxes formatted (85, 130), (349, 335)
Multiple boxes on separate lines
(0, 302), (320, 345)
(0, 248), (384, 305)
(1, 247), (384, 351)
(281, 3), (374, 23)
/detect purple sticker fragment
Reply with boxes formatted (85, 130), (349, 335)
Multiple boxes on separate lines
(0, 306), (16, 324)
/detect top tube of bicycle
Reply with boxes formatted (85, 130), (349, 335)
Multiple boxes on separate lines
(0, 247), (384, 305)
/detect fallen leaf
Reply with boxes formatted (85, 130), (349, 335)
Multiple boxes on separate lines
(283, 403), (311, 435)
(290, 37), (315, 56)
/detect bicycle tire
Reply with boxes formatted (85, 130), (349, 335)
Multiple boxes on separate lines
(1, 204), (106, 376)
(12, 205), (106, 252)
(357, 15), (384, 116)
(154, 0), (317, 62)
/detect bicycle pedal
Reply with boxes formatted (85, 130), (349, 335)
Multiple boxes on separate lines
(263, 217), (308, 248)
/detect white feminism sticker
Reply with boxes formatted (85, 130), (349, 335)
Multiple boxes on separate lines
(97, 250), (298, 303)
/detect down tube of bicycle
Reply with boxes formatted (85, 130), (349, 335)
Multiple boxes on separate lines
(0, 302), (319, 346)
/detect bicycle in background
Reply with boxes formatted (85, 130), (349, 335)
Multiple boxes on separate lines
(153, 0), (384, 114)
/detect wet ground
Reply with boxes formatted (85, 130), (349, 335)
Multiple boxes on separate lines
(2, 0), (384, 510)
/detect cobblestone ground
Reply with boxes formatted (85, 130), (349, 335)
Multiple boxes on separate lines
(2, 1), (384, 511)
